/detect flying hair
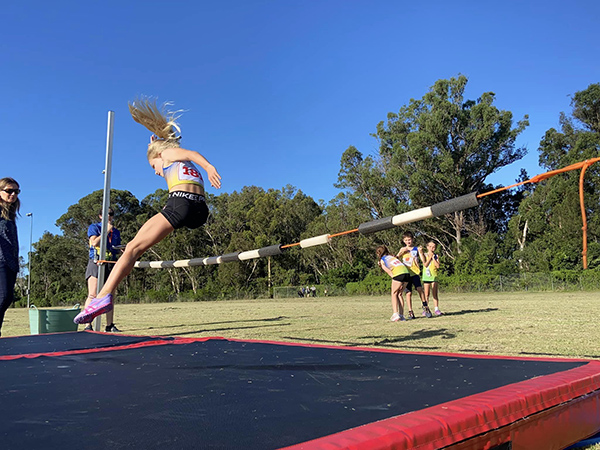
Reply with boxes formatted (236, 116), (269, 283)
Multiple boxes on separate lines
(128, 98), (184, 158)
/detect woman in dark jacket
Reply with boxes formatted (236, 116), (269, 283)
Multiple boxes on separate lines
(0, 177), (20, 337)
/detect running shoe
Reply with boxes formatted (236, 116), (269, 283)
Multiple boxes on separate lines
(434, 309), (443, 316)
(390, 313), (401, 322)
(399, 315), (406, 322)
(406, 311), (415, 320)
(423, 307), (433, 318)
(105, 323), (121, 333)
(73, 294), (113, 324)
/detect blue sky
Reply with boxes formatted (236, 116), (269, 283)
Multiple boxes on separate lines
(3, 0), (599, 259)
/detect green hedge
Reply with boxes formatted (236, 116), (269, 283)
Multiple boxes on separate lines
(345, 269), (600, 295)
(436, 269), (600, 292)
(21, 268), (600, 307)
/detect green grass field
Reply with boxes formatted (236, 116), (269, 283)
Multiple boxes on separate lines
(3, 291), (600, 448)
(5, 291), (600, 357)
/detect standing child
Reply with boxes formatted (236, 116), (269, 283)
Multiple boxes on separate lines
(376, 245), (410, 322)
(397, 231), (433, 318)
(74, 98), (222, 324)
(422, 241), (442, 315)
(83, 208), (121, 332)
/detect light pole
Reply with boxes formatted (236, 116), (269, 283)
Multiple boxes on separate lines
(26, 213), (33, 308)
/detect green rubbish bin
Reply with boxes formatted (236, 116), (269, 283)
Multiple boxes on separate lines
(29, 304), (81, 334)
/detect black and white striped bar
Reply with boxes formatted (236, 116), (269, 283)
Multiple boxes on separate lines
(134, 193), (478, 267)
(221, 252), (241, 263)
(358, 192), (479, 235)
(135, 244), (285, 268)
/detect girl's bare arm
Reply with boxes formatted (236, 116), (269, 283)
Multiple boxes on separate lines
(161, 147), (222, 188)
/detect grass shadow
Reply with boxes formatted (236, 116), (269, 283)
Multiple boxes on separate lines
(442, 308), (499, 316)
(158, 320), (292, 337)
(367, 328), (457, 346)
(125, 316), (292, 333)
(282, 328), (457, 349)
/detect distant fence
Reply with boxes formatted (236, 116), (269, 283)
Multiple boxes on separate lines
(272, 285), (348, 299)
(439, 271), (600, 293)
(274, 271), (600, 298)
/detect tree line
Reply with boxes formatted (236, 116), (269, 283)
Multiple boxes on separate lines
(16, 77), (600, 306)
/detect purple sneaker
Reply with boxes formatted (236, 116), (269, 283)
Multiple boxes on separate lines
(434, 309), (443, 316)
(74, 294), (113, 324)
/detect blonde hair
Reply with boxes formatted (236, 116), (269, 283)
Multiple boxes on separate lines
(128, 98), (183, 159)
(0, 177), (20, 221)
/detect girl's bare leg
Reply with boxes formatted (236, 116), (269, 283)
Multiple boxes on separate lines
(416, 286), (427, 304)
(398, 282), (407, 315)
(405, 290), (413, 313)
(391, 280), (405, 316)
(103, 286), (115, 325)
(97, 214), (174, 298)
(431, 282), (440, 309)
(423, 282), (431, 304)
(85, 276), (97, 309)
(391, 280), (400, 315)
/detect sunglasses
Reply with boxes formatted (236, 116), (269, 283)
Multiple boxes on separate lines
(2, 189), (20, 195)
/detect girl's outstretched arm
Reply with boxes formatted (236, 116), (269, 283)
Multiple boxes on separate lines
(161, 147), (222, 189)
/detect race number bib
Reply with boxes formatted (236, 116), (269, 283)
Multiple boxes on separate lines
(178, 162), (203, 182)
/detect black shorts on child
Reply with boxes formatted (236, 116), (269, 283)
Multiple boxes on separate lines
(392, 273), (410, 283)
(85, 259), (112, 282)
(405, 274), (423, 291)
(161, 191), (209, 230)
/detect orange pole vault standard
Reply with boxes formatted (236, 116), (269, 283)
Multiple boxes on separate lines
(578, 159), (600, 269)
(478, 157), (600, 270)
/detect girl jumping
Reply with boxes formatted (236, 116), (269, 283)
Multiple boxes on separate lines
(75, 99), (221, 324)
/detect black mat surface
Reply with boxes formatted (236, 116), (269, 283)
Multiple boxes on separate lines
(0, 337), (586, 449)
(0, 331), (172, 357)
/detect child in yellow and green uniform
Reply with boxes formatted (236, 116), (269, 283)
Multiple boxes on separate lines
(397, 231), (433, 319)
(422, 241), (442, 315)
(376, 245), (410, 322)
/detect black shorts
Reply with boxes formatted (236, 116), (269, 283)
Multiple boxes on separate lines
(392, 273), (410, 283)
(85, 259), (113, 281)
(405, 274), (423, 291)
(161, 192), (209, 230)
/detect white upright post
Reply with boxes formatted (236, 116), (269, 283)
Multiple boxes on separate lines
(94, 111), (115, 332)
